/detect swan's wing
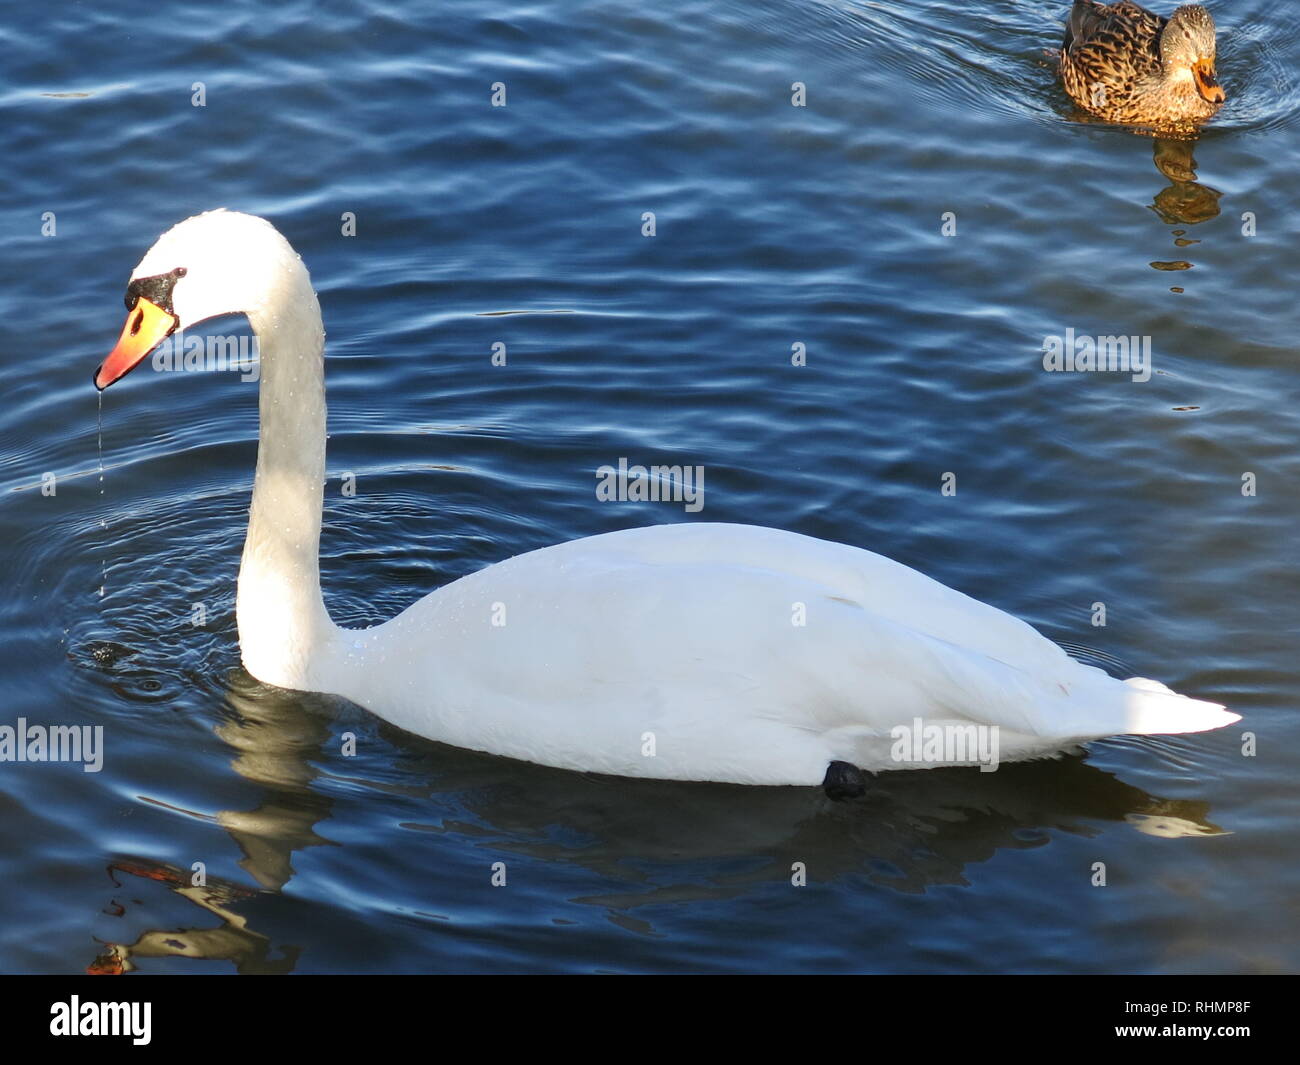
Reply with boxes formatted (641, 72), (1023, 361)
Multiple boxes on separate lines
(337, 525), (1099, 778)
(550, 523), (1080, 680)
(332, 524), (1232, 784)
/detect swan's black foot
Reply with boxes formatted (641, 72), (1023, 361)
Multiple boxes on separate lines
(822, 760), (867, 801)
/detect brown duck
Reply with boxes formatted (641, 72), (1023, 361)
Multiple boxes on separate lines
(1060, 2), (1225, 131)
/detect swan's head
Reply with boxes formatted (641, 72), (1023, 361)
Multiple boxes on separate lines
(1161, 5), (1224, 106)
(95, 210), (298, 390)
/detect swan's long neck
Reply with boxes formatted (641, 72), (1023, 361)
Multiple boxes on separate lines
(235, 258), (340, 690)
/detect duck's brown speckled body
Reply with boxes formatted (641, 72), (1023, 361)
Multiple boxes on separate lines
(1060, 1), (1225, 131)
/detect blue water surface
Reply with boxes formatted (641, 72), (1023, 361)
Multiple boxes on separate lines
(0, 0), (1296, 973)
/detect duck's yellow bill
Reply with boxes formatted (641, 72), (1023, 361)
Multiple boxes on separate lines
(1194, 61), (1225, 105)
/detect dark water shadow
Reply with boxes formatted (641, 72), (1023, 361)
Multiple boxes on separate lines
(414, 742), (1226, 911)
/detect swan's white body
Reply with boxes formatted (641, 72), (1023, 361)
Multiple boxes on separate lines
(108, 211), (1239, 786)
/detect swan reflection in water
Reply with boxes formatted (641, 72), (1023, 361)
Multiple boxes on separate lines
(89, 858), (297, 975)
(89, 669), (1227, 971)
(89, 673), (334, 974)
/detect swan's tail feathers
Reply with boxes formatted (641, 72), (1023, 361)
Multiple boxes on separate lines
(1120, 677), (1241, 735)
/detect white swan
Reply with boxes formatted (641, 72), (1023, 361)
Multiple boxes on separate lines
(94, 211), (1239, 791)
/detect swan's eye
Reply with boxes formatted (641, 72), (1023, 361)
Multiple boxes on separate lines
(130, 309), (144, 337)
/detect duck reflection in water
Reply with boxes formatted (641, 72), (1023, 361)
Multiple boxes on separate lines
(1146, 137), (1223, 284)
(1150, 137), (1222, 225)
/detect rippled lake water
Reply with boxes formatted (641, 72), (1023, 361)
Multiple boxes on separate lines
(1, 0), (1296, 973)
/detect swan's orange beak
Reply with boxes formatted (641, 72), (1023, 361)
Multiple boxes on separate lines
(1193, 59), (1225, 105)
(94, 297), (178, 390)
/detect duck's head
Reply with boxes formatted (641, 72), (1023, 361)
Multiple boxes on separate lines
(1161, 5), (1225, 107)
(94, 210), (293, 390)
